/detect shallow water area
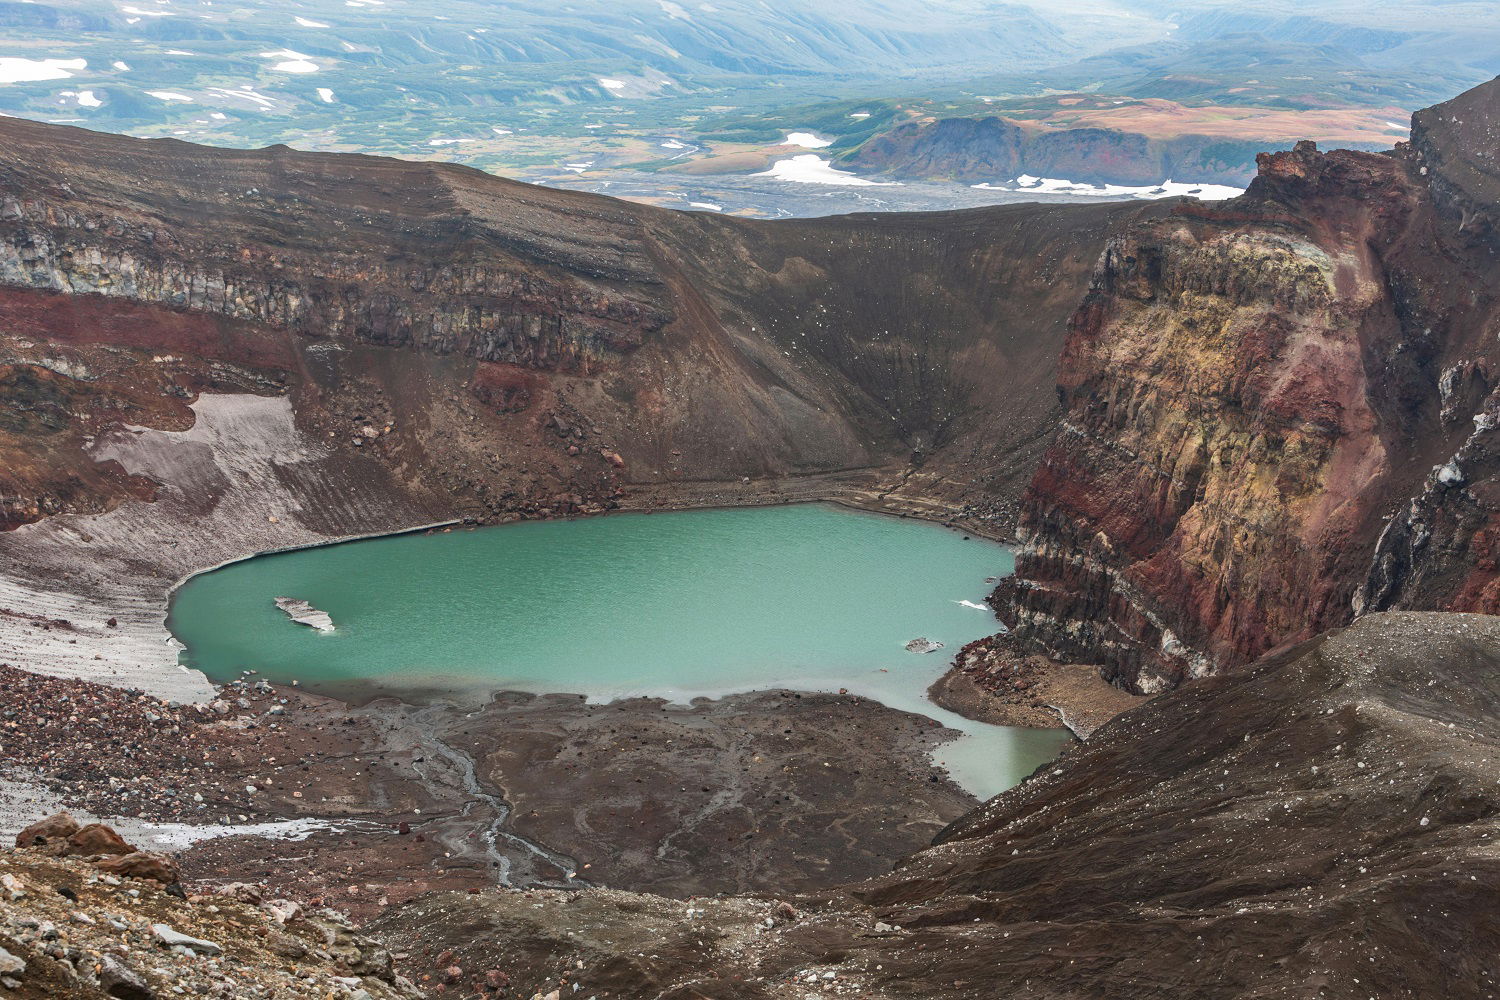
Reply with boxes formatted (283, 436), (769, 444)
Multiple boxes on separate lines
(169, 504), (1069, 798)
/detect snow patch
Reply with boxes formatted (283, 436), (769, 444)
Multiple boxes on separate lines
(754, 154), (899, 187)
(688, 201), (723, 211)
(972, 174), (1241, 201)
(0, 57), (85, 84)
(598, 77), (626, 90)
(316, 87), (335, 103)
(783, 131), (831, 148)
(60, 89), (101, 108)
(134, 817), (366, 850)
(260, 49), (319, 73)
(146, 90), (193, 102)
(294, 15), (330, 27)
(207, 86), (280, 110)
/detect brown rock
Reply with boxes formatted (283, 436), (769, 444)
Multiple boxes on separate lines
(64, 823), (135, 857)
(94, 851), (179, 884)
(14, 811), (80, 848)
(267, 929), (308, 959)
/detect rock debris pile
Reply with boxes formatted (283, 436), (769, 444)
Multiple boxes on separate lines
(0, 819), (419, 999)
(0, 665), (300, 822)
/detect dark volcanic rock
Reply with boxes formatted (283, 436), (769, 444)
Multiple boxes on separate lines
(371, 612), (1500, 999)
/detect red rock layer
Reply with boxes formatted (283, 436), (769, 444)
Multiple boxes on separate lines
(0, 117), (1158, 532)
(1001, 77), (1500, 692)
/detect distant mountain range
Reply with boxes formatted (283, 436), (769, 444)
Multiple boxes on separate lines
(0, 0), (1496, 197)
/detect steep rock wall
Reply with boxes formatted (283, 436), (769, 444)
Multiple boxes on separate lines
(1001, 77), (1500, 692)
(0, 118), (1155, 536)
(0, 117), (1161, 692)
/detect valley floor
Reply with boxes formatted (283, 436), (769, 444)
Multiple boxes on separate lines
(0, 659), (983, 918)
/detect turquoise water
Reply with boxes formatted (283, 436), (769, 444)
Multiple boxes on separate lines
(168, 504), (1069, 798)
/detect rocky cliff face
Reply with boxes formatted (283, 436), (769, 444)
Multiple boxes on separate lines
(846, 115), (1276, 186)
(0, 116), (1161, 693)
(0, 149), (670, 370)
(1000, 77), (1500, 692)
(0, 118), (1156, 536)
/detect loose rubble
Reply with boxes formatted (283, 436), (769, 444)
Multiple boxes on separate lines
(0, 824), (419, 999)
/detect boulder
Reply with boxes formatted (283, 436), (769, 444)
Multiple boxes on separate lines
(64, 823), (136, 857)
(260, 899), (302, 925)
(95, 851), (180, 885)
(214, 882), (263, 904)
(14, 811), (79, 848)
(97, 954), (153, 999)
(151, 923), (221, 956)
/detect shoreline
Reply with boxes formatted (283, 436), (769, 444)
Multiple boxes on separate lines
(153, 479), (1012, 705)
(612, 474), (1018, 543)
(159, 494), (1048, 800)
(0, 664), (987, 910)
(0, 387), (1016, 706)
(12, 451), (1077, 784)
(927, 635), (1146, 740)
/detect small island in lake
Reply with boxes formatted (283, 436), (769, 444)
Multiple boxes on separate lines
(274, 597), (335, 632)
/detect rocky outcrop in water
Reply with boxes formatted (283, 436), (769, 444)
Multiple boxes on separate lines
(999, 77), (1500, 692)
(274, 597), (334, 632)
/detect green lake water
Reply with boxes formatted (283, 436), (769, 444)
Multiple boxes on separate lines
(168, 503), (1070, 799)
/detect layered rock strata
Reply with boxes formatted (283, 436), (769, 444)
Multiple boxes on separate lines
(1001, 77), (1500, 692)
(0, 117), (1154, 692)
